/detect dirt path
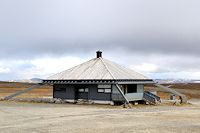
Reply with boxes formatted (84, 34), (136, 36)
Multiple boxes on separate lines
(0, 101), (200, 133)
(189, 99), (200, 106)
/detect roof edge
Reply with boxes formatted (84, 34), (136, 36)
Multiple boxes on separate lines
(43, 79), (154, 84)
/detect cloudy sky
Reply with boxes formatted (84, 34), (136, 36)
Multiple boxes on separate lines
(0, 0), (200, 80)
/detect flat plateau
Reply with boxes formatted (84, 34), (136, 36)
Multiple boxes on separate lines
(0, 100), (200, 133)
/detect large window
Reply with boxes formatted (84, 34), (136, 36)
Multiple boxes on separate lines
(127, 84), (137, 93)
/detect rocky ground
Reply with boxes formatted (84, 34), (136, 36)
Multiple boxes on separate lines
(0, 99), (200, 133)
(0, 82), (200, 133)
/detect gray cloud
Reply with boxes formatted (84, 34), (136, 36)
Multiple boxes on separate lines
(0, 0), (200, 80)
(0, 0), (200, 59)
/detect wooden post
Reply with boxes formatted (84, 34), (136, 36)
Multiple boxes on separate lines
(115, 84), (131, 108)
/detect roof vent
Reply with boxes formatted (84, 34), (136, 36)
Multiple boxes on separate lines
(96, 51), (102, 58)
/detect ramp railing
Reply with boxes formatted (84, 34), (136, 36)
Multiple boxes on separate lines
(4, 84), (42, 100)
(155, 84), (187, 103)
(143, 91), (157, 105)
(144, 91), (161, 102)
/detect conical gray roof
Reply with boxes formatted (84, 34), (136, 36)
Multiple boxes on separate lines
(48, 56), (149, 80)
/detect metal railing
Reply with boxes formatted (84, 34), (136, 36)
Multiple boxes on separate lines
(144, 91), (161, 102)
(4, 84), (42, 100)
(155, 84), (187, 103)
(143, 91), (156, 104)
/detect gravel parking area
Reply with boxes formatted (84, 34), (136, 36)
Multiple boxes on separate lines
(0, 100), (200, 133)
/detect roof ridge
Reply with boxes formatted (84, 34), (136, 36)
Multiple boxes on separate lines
(99, 57), (116, 80)
(47, 56), (149, 80)
(75, 57), (101, 79)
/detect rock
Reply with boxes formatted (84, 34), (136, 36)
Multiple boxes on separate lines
(55, 99), (62, 104)
(0, 98), (4, 101)
(50, 98), (56, 103)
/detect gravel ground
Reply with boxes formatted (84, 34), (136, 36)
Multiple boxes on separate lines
(0, 100), (200, 133)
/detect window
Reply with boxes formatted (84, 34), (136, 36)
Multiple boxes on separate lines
(97, 84), (112, 93)
(78, 88), (84, 92)
(97, 88), (112, 93)
(85, 88), (89, 92)
(127, 84), (137, 93)
(97, 88), (104, 93)
(104, 89), (111, 93)
(98, 84), (111, 88)
(78, 88), (89, 93)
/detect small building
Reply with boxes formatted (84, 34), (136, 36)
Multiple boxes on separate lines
(43, 51), (156, 105)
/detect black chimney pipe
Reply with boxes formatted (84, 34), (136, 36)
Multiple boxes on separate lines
(96, 51), (102, 58)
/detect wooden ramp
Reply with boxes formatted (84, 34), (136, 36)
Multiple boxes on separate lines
(4, 84), (42, 100)
(155, 84), (187, 103)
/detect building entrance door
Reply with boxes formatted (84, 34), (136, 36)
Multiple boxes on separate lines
(75, 85), (89, 100)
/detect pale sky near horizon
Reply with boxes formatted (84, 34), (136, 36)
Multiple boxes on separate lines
(0, 0), (200, 80)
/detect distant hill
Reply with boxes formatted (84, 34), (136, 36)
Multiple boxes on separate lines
(8, 78), (43, 83)
(154, 79), (200, 84)
(29, 78), (43, 83)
